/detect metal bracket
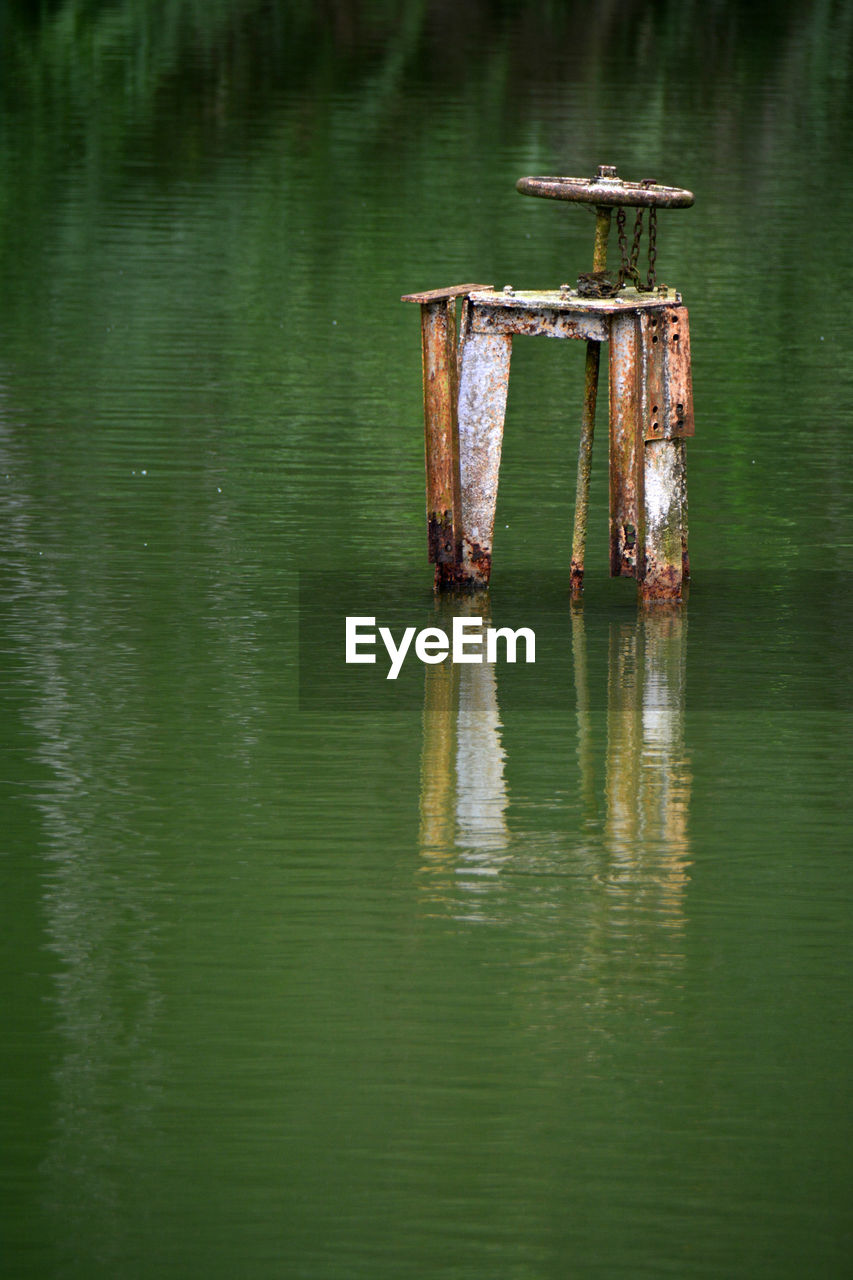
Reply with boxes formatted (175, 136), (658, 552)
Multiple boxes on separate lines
(640, 306), (694, 441)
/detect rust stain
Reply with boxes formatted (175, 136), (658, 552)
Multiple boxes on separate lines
(427, 511), (460, 565)
(640, 559), (683, 602)
(434, 538), (491, 589)
(640, 306), (694, 440)
(460, 538), (493, 586)
(473, 302), (607, 343)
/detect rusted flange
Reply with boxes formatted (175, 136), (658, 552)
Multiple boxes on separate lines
(516, 168), (694, 209)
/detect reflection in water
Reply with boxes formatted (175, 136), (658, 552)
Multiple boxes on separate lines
(454, 658), (509, 852)
(419, 594), (510, 905)
(418, 601), (691, 938)
(0, 416), (164, 1272)
(572, 604), (597, 827)
(604, 611), (692, 943)
(0, 393), (270, 1270)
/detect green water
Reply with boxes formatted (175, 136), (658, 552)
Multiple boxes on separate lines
(1, 3), (852, 1276)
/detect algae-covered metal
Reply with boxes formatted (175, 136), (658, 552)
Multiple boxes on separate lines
(642, 438), (688, 600)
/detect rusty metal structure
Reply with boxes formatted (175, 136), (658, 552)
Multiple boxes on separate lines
(402, 165), (695, 602)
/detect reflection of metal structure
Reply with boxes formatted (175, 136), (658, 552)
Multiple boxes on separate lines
(605, 612), (691, 920)
(418, 601), (691, 942)
(403, 165), (695, 601)
(418, 596), (509, 901)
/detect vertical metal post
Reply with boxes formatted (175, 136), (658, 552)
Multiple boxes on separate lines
(570, 205), (612, 596)
(420, 297), (462, 572)
(402, 284), (493, 587)
(638, 305), (693, 601)
(456, 331), (513, 585)
(608, 312), (642, 577)
(641, 439), (687, 601)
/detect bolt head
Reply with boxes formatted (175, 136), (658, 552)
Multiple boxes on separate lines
(596, 164), (618, 179)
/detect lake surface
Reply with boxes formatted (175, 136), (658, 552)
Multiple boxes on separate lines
(1, 3), (852, 1276)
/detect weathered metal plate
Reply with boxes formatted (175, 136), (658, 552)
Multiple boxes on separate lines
(402, 283), (493, 304)
(516, 175), (694, 208)
(642, 438), (687, 601)
(456, 332), (513, 585)
(472, 304), (607, 343)
(469, 287), (682, 314)
(664, 306), (694, 440)
(640, 306), (694, 440)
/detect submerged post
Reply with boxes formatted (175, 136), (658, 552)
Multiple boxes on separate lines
(401, 284), (492, 587)
(638, 306), (694, 599)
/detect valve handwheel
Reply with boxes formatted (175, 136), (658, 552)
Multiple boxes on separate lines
(516, 166), (694, 208)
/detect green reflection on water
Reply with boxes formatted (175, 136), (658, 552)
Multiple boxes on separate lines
(1, 3), (853, 1277)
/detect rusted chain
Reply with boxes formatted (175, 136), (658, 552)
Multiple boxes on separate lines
(646, 206), (657, 289)
(616, 202), (658, 292)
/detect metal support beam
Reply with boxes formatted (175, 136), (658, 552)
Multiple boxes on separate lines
(641, 438), (687, 601)
(456, 332), (513, 586)
(609, 312), (642, 578)
(402, 285), (493, 584)
(638, 305), (692, 600)
(418, 298), (462, 570)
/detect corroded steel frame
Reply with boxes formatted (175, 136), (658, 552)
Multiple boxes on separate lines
(401, 285), (493, 579)
(402, 285), (694, 601)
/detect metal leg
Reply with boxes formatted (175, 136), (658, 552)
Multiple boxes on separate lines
(455, 331), (513, 586)
(641, 438), (686, 600)
(608, 312), (642, 578)
(638, 305), (693, 602)
(402, 283), (493, 587)
(419, 298), (462, 573)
